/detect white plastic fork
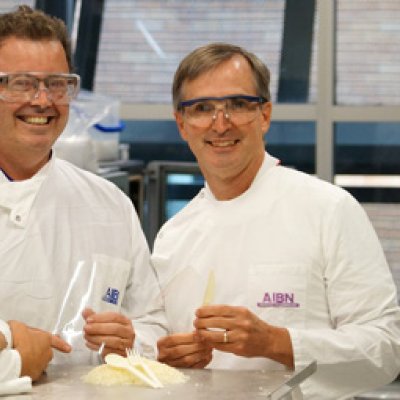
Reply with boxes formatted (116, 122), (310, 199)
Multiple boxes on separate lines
(126, 348), (164, 388)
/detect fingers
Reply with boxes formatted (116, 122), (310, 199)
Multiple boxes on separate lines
(194, 305), (242, 331)
(161, 349), (212, 369)
(83, 311), (135, 354)
(195, 305), (240, 318)
(158, 333), (199, 361)
(191, 355), (213, 369)
(194, 305), (249, 331)
(193, 305), (262, 357)
(158, 332), (197, 348)
(84, 332), (133, 353)
(84, 311), (131, 325)
(196, 328), (237, 353)
(85, 340), (126, 358)
(195, 306), (293, 367)
(157, 333), (213, 368)
(84, 321), (134, 345)
(50, 334), (72, 353)
(15, 325), (71, 354)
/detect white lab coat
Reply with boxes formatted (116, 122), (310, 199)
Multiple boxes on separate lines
(0, 155), (167, 365)
(0, 320), (20, 381)
(152, 152), (400, 400)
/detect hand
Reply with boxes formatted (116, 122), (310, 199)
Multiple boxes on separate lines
(8, 320), (71, 381)
(82, 308), (135, 358)
(194, 305), (294, 368)
(157, 332), (212, 368)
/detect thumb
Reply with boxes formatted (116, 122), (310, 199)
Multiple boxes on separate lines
(82, 307), (95, 321)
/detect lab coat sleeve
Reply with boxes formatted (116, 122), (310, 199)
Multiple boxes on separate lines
(120, 201), (168, 357)
(0, 350), (21, 382)
(289, 193), (400, 398)
(0, 321), (21, 382)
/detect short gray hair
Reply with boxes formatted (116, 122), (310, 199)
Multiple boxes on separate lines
(172, 42), (271, 110)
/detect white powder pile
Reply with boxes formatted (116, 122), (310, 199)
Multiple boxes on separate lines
(82, 357), (188, 387)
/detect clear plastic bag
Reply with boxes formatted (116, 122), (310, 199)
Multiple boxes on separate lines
(51, 255), (130, 364)
(54, 90), (124, 171)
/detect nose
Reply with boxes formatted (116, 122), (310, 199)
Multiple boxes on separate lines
(31, 82), (53, 106)
(211, 107), (231, 132)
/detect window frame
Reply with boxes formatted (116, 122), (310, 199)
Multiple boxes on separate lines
(116, 0), (400, 184)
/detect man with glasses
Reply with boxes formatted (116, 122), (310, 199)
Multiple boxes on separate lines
(0, 5), (166, 381)
(152, 43), (400, 399)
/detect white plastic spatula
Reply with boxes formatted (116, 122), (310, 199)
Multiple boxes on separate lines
(105, 353), (160, 388)
(202, 270), (215, 305)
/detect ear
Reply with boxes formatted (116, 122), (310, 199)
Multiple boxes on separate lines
(260, 101), (272, 136)
(174, 110), (189, 142)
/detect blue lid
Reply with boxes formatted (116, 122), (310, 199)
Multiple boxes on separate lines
(94, 121), (125, 132)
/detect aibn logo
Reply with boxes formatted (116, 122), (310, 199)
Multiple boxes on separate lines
(257, 292), (299, 308)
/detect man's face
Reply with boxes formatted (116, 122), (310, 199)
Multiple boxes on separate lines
(175, 55), (271, 183)
(0, 37), (70, 160)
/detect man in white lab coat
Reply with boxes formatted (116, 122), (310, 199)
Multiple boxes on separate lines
(0, 6), (166, 381)
(152, 42), (400, 399)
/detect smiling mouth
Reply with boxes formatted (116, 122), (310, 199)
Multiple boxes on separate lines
(206, 139), (240, 147)
(18, 116), (53, 125)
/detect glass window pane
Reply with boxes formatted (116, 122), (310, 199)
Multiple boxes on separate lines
(95, 0), (317, 104)
(121, 119), (315, 174)
(166, 173), (204, 219)
(267, 121), (315, 173)
(336, 0), (400, 105)
(0, 1), (34, 13)
(334, 122), (400, 202)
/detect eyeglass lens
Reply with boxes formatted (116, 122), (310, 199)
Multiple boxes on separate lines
(183, 97), (262, 128)
(0, 73), (80, 105)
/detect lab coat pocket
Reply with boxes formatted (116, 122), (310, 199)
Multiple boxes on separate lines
(16, 281), (55, 299)
(248, 263), (307, 328)
(0, 281), (55, 327)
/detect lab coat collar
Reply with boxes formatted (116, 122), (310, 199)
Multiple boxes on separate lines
(0, 157), (53, 228)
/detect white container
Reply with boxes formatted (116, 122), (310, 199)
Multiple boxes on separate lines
(54, 135), (98, 172)
(91, 126), (123, 162)
(89, 97), (125, 162)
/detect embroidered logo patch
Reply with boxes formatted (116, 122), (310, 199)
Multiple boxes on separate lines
(102, 287), (120, 305)
(257, 292), (299, 308)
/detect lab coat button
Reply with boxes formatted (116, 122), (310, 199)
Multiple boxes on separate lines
(15, 215), (21, 222)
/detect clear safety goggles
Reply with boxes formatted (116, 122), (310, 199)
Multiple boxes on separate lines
(0, 72), (80, 105)
(178, 94), (267, 128)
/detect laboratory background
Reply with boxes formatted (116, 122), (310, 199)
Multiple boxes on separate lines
(1, 0), (399, 398)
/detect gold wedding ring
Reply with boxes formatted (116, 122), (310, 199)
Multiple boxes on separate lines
(223, 330), (228, 343)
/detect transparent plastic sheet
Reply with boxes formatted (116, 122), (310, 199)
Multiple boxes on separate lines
(53, 90), (123, 170)
(51, 255), (130, 365)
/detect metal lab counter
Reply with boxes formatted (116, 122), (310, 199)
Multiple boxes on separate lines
(20, 362), (316, 400)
